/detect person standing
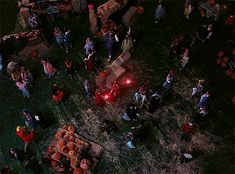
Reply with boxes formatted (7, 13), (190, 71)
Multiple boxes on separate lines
(180, 48), (190, 71)
(20, 66), (33, 86)
(40, 58), (57, 78)
(155, 0), (166, 23)
(88, 4), (98, 34)
(64, 29), (72, 53)
(28, 13), (39, 29)
(95, 89), (104, 106)
(54, 27), (64, 49)
(148, 90), (163, 114)
(52, 84), (64, 102)
(162, 70), (175, 90)
(16, 126), (35, 152)
(198, 91), (210, 109)
(9, 148), (25, 162)
(192, 79), (205, 96)
(184, 0), (193, 19)
(84, 49), (95, 72)
(64, 58), (75, 79)
(84, 37), (95, 56)
(84, 79), (91, 98)
(22, 109), (38, 130)
(16, 77), (30, 98)
(121, 34), (134, 54)
(104, 30), (117, 61)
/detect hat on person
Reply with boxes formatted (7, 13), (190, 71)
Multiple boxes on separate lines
(16, 126), (21, 132)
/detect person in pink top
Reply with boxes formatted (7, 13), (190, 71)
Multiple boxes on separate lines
(16, 77), (30, 98)
(40, 58), (57, 78)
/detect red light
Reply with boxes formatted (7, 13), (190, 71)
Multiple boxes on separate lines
(125, 79), (131, 84)
(104, 95), (109, 99)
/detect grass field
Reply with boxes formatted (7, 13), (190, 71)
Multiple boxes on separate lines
(0, 0), (234, 174)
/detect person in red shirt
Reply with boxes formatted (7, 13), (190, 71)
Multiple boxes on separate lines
(16, 126), (35, 152)
(181, 122), (196, 143)
(84, 49), (94, 72)
(108, 81), (121, 103)
(95, 89), (104, 106)
(52, 84), (64, 102)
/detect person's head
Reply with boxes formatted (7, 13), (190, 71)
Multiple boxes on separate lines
(86, 37), (91, 43)
(207, 24), (213, 31)
(84, 79), (89, 85)
(16, 126), (23, 133)
(9, 148), (16, 154)
(169, 69), (174, 75)
(22, 109), (29, 116)
(40, 58), (47, 64)
(54, 27), (59, 32)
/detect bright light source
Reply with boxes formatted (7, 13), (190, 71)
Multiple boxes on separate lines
(104, 94), (109, 99)
(125, 79), (131, 84)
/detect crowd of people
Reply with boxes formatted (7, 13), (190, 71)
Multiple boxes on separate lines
(0, 0), (234, 173)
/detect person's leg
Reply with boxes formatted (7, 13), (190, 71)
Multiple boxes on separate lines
(21, 87), (30, 98)
(24, 142), (28, 152)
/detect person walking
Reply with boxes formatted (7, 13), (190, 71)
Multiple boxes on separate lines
(40, 58), (57, 78)
(54, 27), (64, 49)
(64, 29), (72, 53)
(155, 0), (166, 23)
(16, 77), (30, 98)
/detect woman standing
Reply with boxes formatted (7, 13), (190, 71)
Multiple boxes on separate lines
(54, 27), (64, 49)
(40, 58), (57, 78)
(16, 77), (30, 98)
